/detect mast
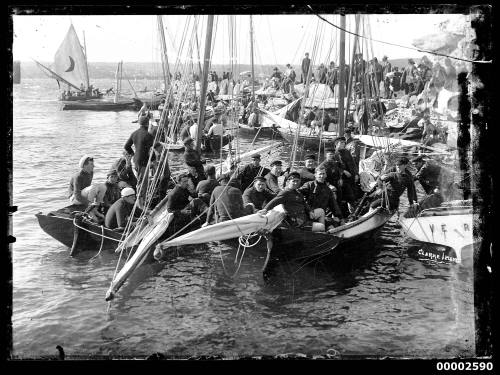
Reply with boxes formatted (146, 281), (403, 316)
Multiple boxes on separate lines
(196, 15), (215, 153)
(345, 14), (360, 124)
(83, 31), (90, 91)
(114, 61), (121, 103)
(157, 15), (171, 91)
(250, 15), (255, 103)
(338, 14), (346, 136)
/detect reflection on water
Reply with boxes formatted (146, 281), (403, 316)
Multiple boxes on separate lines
(12, 79), (475, 359)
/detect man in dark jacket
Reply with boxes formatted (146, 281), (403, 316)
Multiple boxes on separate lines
(196, 164), (219, 205)
(301, 52), (311, 83)
(298, 154), (317, 184)
(236, 154), (270, 191)
(204, 174), (246, 225)
(260, 172), (318, 229)
(242, 176), (276, 212)
(182, 137), (206, 181)
(370, 157), (418, 211)
(298, 167), (343, 227)
(264, 160), (283, 195)
(334, 136), (359, 213)
(318, 148), (343, 195)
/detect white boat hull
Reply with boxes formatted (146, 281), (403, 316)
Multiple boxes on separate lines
(399, 209), (474, 262)
(329, 207), (393, 240)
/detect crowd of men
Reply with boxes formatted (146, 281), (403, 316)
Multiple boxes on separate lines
(69, 112), (458, 235)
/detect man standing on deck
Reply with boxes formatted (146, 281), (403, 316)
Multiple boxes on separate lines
(264, 160), (284, 195)
(344, 127), (361, 169)
(204, 174), (246, 225)
(301, 52), (311, 84)
(381, 56), (392, 99)
(369, 157), (418, 211)
(68, 155), (94, 206)
(334, 136), (359, 215)
(124, 115), (155, 207)
(182, 137), (206, 181)
(242, 176), (276, 213)
(236, 154), (270, 192)
(105, 187), (143, 231)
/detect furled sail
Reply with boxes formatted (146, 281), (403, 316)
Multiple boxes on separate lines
(53, 24), (88, 91)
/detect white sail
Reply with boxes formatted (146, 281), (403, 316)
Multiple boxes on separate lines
(53, 24), (88, 91)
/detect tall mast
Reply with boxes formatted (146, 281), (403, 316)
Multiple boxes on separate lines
(338, 14), (346, 136)
(250, 15), (255, 103)
(82, 31), (90, 90)
(345, 14), (361, 125)
(196, 15), (215, 153)
(157, 15), (171, 91)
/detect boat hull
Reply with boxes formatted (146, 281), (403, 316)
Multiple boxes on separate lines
(62, 99), (140, 111)
(399, 206), (474, 262)
(277, 127), (337, 150)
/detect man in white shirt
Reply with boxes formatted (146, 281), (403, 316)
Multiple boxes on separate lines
(189, 122), (199, 146)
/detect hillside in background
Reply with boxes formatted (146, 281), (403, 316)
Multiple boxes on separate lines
(17, 58), (415, 81)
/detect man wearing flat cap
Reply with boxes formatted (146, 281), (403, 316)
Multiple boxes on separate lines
(236, 153), (270, 191)
(369, 156), (417, 211)
(68, 155), (94, 206)
(264, 160), (284, 195)
(261, 172), (321, 230)
(298, 154), (317, 184)
(334, 136), (360, 215)
(242, 176), (276, 213)
(182, 137), (206, 182)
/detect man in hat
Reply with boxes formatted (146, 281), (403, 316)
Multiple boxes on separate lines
(105, 187), (144, 231)
(182, 137), (206, 181)
(412, 155), (443, 196)
(318, 148), (343, 196)
(301, 52), (311, 84)
(401, 58), (418, 95)
(124, 115), (155, 207)
(369, 157), (417, 211)
(236, 154), (271, 191)
(381, 56), (392, 99)
(344, 126), (361, 168)
(196, 164), (219, 205)
(242, 176), (276, 212)
(298, 154), (317, 184)
(204, 173), (246, 225)
(68, 155), (94, 206)
(111, 151), (137, 190)
(298, 167), (343, 229)
(264, 160), (284, 195)
(261, 172), (322, 230)
(334, 136), (359, 214)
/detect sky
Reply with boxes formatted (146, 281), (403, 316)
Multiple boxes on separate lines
(12, 13), (470, 67)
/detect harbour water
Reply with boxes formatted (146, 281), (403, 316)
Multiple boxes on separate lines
(11, 78), (475, 359)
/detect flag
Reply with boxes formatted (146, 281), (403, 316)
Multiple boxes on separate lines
(53, 24), (88, 91)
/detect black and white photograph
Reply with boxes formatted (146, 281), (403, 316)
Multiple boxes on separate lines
(6, 4), (494, 364)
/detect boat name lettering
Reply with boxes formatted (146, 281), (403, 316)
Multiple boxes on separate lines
(463, 223), (470, 231)
(429, 224), (434, 233)
(441, 224), (447, 233)
(417, 249), (458, 263)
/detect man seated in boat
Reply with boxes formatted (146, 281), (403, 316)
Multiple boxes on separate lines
(111, 151), (137, 190)
(80, 169), (121, 218)
(260, 172), (323, 231)
(298, 154), (317, 184)
(242, 176), (276, 213)
(369, 157), (418, 212)
(68, 155), (94, 207)
(247, 107), (261, 128)
(264, 160), (284, 195)
(298, 167), (343, 229)
(105, 188), (144, 231)
(318, 148), (343, 201)
(196, 165), (219, 205)
(182, 137), (206, 181)
(150, 142), (172, 205)
(204, 174), (247, 226)
(334, 136), (360, 215)
(236, 154), (270, 191)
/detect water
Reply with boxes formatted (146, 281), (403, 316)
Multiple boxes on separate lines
(11, 78), (475, 359)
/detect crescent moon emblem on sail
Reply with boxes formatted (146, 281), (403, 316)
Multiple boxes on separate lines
(65, 56), (75, 72)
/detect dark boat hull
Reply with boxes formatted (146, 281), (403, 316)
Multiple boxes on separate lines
(62, 99), (140, 111)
